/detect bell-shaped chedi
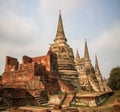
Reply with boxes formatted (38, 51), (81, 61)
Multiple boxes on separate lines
(50, 11), (80, 91)
(75, 39), (111, 92)
(75, 40), (101, 92)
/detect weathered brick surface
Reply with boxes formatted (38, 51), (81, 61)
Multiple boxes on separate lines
(2, 51), (58, 84)
(5, 56), (19, 72)
(22, 55), (32, 64)
(1, 51), (60, 106)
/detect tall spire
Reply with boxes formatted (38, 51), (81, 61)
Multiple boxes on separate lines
(76, 48), (80, 60)
(84, 39), (90, 62)
(95, 55), (100, 71)
(54, 10), (67, 43)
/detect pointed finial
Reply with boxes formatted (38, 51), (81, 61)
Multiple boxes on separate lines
(54, 10), (67, 43)
(59, 10), (61, 14)
(95, 54), (100, 71)
(84, 39), (90, 62)
(76, 48), (80, 60)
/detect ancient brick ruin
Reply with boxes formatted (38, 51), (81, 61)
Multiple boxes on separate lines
(1, 51), (61, 106)
(0, 11), (112, 108)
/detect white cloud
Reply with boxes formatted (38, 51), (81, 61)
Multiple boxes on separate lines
(0, 12), (39, 46)
(0, 0), (41, 46)
(91, 21), (120, 50)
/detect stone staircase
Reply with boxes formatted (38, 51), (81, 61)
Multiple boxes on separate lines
(34, 90), (48, 105)
(88, 76), (99, 92)
(62, 92), (76, 107)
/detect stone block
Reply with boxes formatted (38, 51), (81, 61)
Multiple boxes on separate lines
(5, 56), (19, 72)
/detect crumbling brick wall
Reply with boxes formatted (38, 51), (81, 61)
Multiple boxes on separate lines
(22, 55), (32, 64)
(49, 51), (58, 73)
(32, 51), (58, 73)
(5, 56), (19, 72)
(1, 51), (61, 102)
(32, 55), (50, 72)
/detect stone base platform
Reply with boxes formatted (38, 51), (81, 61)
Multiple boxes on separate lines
(74, 91), (113, 107)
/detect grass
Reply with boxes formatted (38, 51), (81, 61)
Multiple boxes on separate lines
(102, 92), (120, 106)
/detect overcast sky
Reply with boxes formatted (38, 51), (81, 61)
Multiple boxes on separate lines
(0, 0), (120, 78)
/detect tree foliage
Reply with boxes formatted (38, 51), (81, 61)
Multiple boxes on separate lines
(108, 66), (120, 91)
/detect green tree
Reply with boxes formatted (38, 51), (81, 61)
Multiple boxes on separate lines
(108, 67), (120, 91)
